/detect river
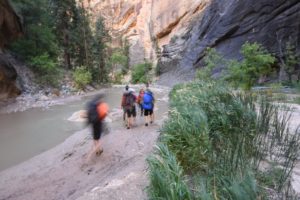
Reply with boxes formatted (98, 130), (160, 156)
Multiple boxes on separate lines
(0, 86), (168, 172)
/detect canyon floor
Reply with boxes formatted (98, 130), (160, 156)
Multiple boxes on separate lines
(0, 86), (299, 200)
(0, 110), (167, 200)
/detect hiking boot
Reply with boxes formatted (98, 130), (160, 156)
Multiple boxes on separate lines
(127, 126), (130, 129)
(145, 123), (148, 126)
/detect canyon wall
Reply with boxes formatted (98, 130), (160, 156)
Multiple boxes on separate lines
(84, 0), (210, 66)
(85, 0), (300, 86)
(157, 0), (300, 85)
(0, 0), (23, 99)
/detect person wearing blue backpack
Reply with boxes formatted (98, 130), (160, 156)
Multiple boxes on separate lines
(142, 84), (155, 126)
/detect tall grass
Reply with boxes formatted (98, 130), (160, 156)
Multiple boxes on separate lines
(147, 144), (192, 200)
(148, 81), (300, 199)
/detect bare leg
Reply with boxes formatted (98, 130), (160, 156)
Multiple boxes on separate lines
(145, 113), (150, 126)
(86, 139), (102, 162)
(150, 112), (154, 123)
(127, 116), (132, 129)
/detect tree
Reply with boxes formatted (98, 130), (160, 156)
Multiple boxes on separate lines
(226, 42), (276, 90)
(109, 50), (128, 81)
(278, 42), (300, 84)
(196, 47), (225, 81)
(10, 0), (58, 60)
(92, 16), (110, 83)
(51, 0), (78, 69)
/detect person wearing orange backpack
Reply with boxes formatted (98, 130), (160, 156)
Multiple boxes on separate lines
(137, 88), (145, 116)
(86, 94), (109, 160)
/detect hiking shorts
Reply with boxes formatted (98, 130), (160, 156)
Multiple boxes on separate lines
(126, 108), (135, 118)
(133, 106), (137, 117)
(92, 120), (102, 140)
(144, 109), (153, 116)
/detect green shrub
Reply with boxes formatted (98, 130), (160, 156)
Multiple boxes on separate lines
(30, 53), (60, 87)
(113, 71), (123, 84)
(165, 81), (257, 173)
(72, 66), (92, 89)
(225, 42), (276, 90)
(131, 62), (152, 83)
(196, 48), (225, 81)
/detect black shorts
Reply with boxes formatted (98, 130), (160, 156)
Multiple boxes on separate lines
(126, 108), (135, 118)
(144, 109), (153, 116)
(92, 120), (102, 140)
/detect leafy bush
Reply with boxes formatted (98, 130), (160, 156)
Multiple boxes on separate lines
(72, 66), (92, 89)
(225, 42), (276, 90)
(30, 53), (60, 87)
(165, 81), (257, 173)
(196, 48), (225, 81)
(113, 71), (123, 84)
(131, 62), (152, 83)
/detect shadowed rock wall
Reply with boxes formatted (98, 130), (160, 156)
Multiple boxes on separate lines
(157, 0), (300, 86)
(0, 0), (23, 99)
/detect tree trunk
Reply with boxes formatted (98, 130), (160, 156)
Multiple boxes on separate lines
(63, 29), (71, 69)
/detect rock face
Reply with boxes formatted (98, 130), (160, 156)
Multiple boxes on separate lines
(84, 0), (210, 66)
(0, 0), (23, 51)
(0, 0), (23, 100)
(157, 0), (300, 86)
(0, 54), (21, 100)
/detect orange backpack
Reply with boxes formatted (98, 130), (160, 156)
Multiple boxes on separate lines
(97, 102), (109, 120)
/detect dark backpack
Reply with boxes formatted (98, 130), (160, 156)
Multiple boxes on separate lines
(87, 101), (99, 124)
(124, 92), (135, 110)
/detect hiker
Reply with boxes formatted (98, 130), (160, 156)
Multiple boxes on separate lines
(129, 88), (137, 121)
(143, 86), (155, 126)
(86, 94), (109, 161)
(137, 88), (145, 116)
(121, 86), (136, 129)
(122, 85), (129, 121)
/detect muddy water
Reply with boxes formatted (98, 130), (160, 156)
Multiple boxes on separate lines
(0, 86), (169, 172)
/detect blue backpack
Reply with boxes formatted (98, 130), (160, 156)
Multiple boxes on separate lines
(143, 91), (153, 110)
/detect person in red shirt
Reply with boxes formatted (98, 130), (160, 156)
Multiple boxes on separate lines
(137, 88), (145, 116)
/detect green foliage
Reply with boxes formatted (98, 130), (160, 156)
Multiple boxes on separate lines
(72, 66), (92, 89)
(148, 81), (300, 199)
(10, 0), (112, 85)
(280, 42), (300, 84)
(196, 48), (225, 81)
(51, 0), (78, 68)
(110, 51), (128, 66)
(122, 39), (130, 74)
(131, 62), (152, 83)
(257, 166), (285, 189)
(108, 50), (128, 82)
(113, 72), (123, 84)
(30, 53), (60, 86)
(293, 97), (300, 105)
(10, 0), (58, 60)
(92, 16), (110, 83)
(147, 144), (192, 200)
(226, 42), (276, 90)
(165, 81), (257, 173)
